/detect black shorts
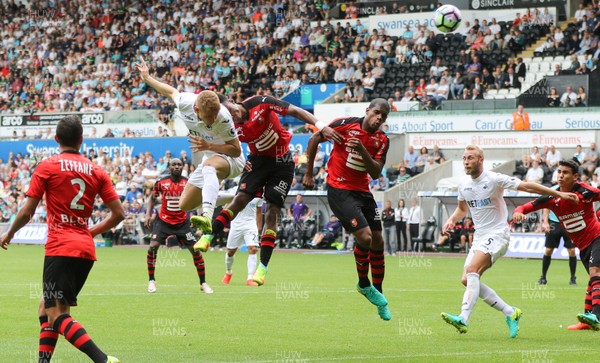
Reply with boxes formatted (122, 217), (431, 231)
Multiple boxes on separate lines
(579, 237), (600, 271)
(327, 186), (382, 232)
(545, 220), (574, 249)
(43, 256), (94, 309)
(237, 152), (295, 208)
(152, 218), (196, 246)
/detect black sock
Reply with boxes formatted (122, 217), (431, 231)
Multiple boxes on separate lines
(212, 209), (234, 236)
(259, 230), (277, 267)
(541, 255), (551, 278)
(569, 256), (577, 278)
(53, 314), (107, 363)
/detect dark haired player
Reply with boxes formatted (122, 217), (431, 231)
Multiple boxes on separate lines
(190, 95), (343, 285)
(0, 115), (124, 362)
(145, 158), (212, 294)
(514, 159), (600, 330)
(303, 98), (392, 320)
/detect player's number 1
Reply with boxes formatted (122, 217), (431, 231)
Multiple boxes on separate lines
(70, 178), (86, 210)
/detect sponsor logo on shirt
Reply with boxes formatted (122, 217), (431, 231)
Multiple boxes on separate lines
(466, 198), (492, 208)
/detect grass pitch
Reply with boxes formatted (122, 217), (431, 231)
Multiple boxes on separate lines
(1, 245), (599, 362)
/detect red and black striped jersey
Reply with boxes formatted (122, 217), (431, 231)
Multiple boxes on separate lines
(514, 182), (600, 250)
(153, 176), (188, 225)
(326, 117), (389, 193)
(26, 151), (119, 261)
(235, 95), (291, 157)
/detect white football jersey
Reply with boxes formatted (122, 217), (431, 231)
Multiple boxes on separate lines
(231, 198), (263, 229)
(173, 92), (238, 159)
(457, 170), (521, 236)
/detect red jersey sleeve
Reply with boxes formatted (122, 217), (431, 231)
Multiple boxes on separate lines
(97, 169), (119, 203)
(374, 133), (389, 164)
(574, 182), (600, 202)
(243, 95), (290, 116)
(515, 196), (553, 215)
(26, 161), (49, 199)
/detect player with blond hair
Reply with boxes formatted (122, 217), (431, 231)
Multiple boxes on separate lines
(135, 58), (244, 235)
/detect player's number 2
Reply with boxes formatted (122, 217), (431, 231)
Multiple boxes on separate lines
(70, 178), (86, 210)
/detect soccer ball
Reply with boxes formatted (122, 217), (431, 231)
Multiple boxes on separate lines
(434, 5), (462, 33)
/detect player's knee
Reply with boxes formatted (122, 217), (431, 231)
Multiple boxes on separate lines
(247, 246), (257, 254)
(461, 276), (468, 286)
(590, 267), (600, 277)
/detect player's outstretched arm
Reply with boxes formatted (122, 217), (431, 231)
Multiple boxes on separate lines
(0, 197), (40, 250)
(89, 199), (125, 237)
(287, 105), (343, 144)
(517, 181), (579, 202)
(443, 200), (468, 234)
(302, 131), (327, 190)
(135, 57), (179, 102)
(347, 137), (383, 180)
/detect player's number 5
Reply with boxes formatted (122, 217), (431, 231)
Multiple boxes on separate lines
(70, 178), (86, 211)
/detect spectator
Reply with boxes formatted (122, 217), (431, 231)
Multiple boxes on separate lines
(561, 86), (578, 107)
(407, 198), (421, 250)
(511, 104), (530, 130)
(583, 142), (599, 174)
(371, 175), (389, 191)
(574, 144), (586, 164)
(395, 199), (410, 252)
(450, 72), (465, 100)
(290, 177), (304, 191)
(125, 185), (139, 204)
(403, 146), (419, 175)
(396, 167), (411, 183)
(574, 86), (587, 106)
(547, 87), (561, 107)
(525, 160), (544, 183)
(500, 67), (521, 89)
(414, 147), (429, 174)
(382, 200), (397, 255)
(309, 215), (341, 248)
(545, 145), (562, 170)
(430, 145), (446, 164)
(103, 128), (115, 138)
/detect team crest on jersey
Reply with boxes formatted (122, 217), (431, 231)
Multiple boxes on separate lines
(240, 183), (246, 190)
(162, 183), (171, 189)
(228, 128), (236, 137)
(351, 218), (358, 227)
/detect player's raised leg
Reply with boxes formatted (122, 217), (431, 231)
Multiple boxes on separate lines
(193, 156), (232, 234)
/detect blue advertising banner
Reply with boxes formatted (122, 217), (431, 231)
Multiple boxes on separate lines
(282, 84), (345, 110)
(0, 137), (190, 159)
(0, 134), (332, 160)
(506, 233), (578, 260)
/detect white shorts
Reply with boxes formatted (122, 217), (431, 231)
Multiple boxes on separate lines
(226, 225), (259, 249)
(187, 153), (245, 189)
(465, 230), (510, 266)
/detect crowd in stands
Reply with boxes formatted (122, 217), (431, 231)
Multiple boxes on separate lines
(0, 0), (597, 116)
(515, 143), (600, 188)
(546, 84), (588, 107)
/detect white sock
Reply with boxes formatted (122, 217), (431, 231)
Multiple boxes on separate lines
(460, 273), (480, 324)
(247, 253), (258, 279)
(225, 254), (235, 274)
(201, 166), (219, 219)
(479, 282), (515, 316)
